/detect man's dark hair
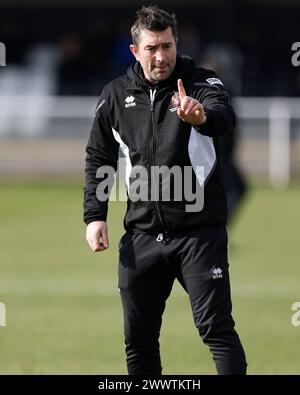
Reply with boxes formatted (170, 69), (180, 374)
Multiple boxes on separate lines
(131, 5), (178, 46)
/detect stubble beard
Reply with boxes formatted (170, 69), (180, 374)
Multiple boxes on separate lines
(150, 63), (175, 82)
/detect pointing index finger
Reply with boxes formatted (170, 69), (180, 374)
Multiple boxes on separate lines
(177, 79), (186, 100)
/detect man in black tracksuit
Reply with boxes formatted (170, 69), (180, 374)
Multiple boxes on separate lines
(84, 5), (247, 375)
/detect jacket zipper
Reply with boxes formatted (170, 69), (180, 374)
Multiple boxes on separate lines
(149, 88), (169, 239)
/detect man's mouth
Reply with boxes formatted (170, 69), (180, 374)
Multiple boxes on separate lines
(153, 64), (168, 70)
(154, 66), (168, 71)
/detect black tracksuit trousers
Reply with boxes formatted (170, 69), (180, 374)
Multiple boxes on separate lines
(118, 225), (247, 375)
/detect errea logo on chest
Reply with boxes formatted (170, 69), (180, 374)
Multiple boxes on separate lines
(124, 95), (136, 108)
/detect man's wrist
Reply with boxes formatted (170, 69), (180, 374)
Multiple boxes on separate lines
(201, 111), (208, 125)
(192, 109), (214, 131)
(85, 216), (107, 225)
(193, 110), (207, 126)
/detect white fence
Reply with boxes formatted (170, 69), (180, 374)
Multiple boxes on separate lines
(233, 97), (300, 187)
(0, 95), (300, 184)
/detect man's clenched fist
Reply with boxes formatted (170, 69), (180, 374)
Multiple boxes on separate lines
(86, 220), (109, 252)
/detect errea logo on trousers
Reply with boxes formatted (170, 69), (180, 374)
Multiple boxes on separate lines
(212, 267), (223, 279)
(125, 95), (136, 108)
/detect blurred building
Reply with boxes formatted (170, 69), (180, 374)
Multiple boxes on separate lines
(0, 0), (300, 184)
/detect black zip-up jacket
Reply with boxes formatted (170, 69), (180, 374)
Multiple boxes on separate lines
(84, 55), (236, 235)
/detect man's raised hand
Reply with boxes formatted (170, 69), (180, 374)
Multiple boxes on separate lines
(177, 79), (207, 125)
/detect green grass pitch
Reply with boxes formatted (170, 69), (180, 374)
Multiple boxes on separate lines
(0, 182), (300, 374)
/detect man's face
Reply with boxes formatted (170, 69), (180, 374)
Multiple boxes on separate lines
(130, 27), (177, 83)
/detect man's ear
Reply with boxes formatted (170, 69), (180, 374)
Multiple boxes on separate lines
(130, 44), (139, 61)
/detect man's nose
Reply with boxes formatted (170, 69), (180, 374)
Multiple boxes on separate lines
(155, 49), (167, 63)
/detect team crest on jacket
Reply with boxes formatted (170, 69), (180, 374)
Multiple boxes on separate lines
(169, 91), (181, 112)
